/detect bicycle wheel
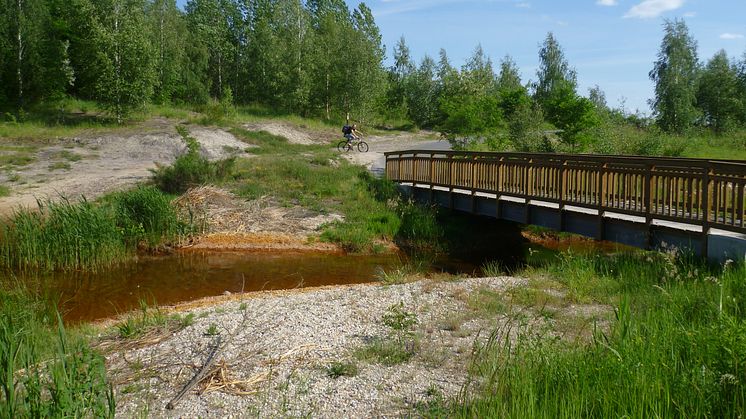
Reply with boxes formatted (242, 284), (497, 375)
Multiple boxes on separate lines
(337, 140), (351, 152)
(357, 141), (369, 152)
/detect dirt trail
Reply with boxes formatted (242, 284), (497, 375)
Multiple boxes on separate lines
(341, 131), (449, 177)
(0, 119), (248, 216)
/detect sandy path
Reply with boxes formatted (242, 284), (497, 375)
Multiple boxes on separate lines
(0, 120), (249, 216)
(341, 132), (450, 177)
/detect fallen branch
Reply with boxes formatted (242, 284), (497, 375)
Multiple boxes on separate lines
(166, 336), (222, 410)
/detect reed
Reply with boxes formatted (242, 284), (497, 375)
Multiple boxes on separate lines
(0, 286), (115, 417)
(0, 199), (127, 271)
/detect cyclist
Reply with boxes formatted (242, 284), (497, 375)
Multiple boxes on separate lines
(342, 124), (362, 146)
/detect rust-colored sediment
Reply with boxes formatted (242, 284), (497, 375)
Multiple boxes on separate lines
(184, 232), (341, 252)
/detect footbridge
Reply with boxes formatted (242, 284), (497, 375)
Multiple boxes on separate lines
(384, 150), (746, 262)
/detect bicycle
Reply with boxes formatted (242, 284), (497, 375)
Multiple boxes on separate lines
(337, 136), (369, 152)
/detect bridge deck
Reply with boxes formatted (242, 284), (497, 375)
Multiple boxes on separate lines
(385, 150), (746, 261)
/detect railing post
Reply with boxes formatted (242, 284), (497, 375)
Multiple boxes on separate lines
(644, 164), (653, 249)
(412, 152), (418, 186)
(701, 164), (711, 258)
(397, 154), (402, 182)
(558, 159), (566, 231)
(448, 155), (454, 210)
(496, 156), (503, 220)
(429, 153), (435, 204)
(471, 156), (477, 213)
(596, 163), (606, 240)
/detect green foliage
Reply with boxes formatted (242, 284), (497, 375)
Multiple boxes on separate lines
(534, 32), (577, 108)
(454, 252), (746, 418)
(325, 361), (358, 379)
(697, 50), (743, 133)
(0, 199), (128, 271)
(0, 288), (115, 417)
(0, 187), (188, 272)
(94, 0), (155, 123)
(0, 185), (9, 197)
(356, 302), (419, 365)
(650, 19), (700, 134)
(152, 126), (235, 194)
(109, 186), (183, 247)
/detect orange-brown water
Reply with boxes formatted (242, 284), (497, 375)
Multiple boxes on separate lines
(21, 251), (402, 324)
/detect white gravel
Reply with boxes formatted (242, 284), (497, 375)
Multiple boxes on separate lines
(109, 276), (528, 418)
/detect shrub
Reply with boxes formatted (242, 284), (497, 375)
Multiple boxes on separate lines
(110, 186), (183, 246)
(152, 127), (235, 194)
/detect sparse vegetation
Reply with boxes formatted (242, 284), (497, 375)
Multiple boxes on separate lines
(325, 361), (358, 379)
(356, 303), (419, 366)
(151, 126), (235, 194)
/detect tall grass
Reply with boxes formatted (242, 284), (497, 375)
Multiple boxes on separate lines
(109, 186), (184, 247)
(0, 286), (115, 417)
(1, 188), (188, 271)
(0, 199), (128, 271)
(453, 251), (746, 418)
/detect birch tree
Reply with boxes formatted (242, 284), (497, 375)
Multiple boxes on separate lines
(649, 19), (700, 133)
(94, 0), (154, 123)
(146, 0), (187, 103)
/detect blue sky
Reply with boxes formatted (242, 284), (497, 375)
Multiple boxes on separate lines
(178, 0), (746, 114)
(369, 0), (746, 114)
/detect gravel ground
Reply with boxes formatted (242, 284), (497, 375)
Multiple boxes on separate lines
(108, 276), (532, 418)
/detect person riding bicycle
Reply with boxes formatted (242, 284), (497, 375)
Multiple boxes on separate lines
(342, 124), (362, 146)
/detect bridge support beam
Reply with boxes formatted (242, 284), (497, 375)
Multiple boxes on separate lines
(398, 184), (746, 264)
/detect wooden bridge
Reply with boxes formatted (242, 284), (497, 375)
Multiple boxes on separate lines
(384, 150), (746, 261)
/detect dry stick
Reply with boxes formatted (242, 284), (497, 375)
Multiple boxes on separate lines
(166, 335), (223, 410)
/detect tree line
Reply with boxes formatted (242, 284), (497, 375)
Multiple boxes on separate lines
(0, 0), (385, 122)
(2, 3), (746, 150)
(390, 19), (746, 152)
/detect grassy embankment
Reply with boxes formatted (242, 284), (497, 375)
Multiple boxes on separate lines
(411, 250), (745, 417)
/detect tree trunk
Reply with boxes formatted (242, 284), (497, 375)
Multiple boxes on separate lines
(159, 5), (164, 95)
(218, 53), (223, 97)
(114, 4), (122, 124)
(16, 0), (24, 108)
(325, 71), (330, 120)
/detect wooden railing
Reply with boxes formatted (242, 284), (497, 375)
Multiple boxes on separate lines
(385, 151), (746, 235)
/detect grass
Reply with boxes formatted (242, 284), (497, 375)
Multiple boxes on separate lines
(0, 185), (9, 197)
(434, 250), (746, 418)
(325, 361), (358, 379)
(151, 125), (235, 194)
(0, 187), (189, 271)
(0, 286), (115, 417)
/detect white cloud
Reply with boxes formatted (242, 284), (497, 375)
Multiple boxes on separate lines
(720, 33), (745, 40)
(515, 2), (531, 8)
(624, 0), (684, 19)
(596, 0), (618, 6)
(682, 11), (696, 17)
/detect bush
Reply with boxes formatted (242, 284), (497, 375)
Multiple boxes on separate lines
(152, 127), (235, 194)
(110, 186), (183, 247)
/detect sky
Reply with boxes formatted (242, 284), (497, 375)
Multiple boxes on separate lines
(178, 0), (746, 115)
